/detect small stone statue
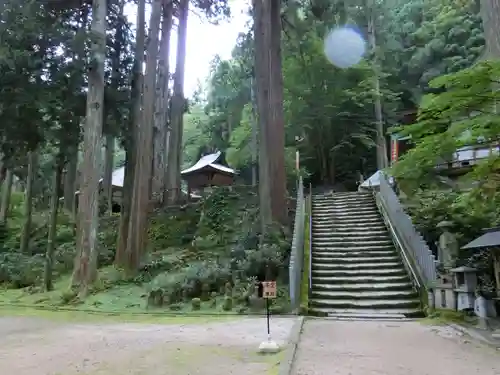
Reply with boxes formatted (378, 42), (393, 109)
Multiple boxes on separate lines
(437, 221), (458, 270)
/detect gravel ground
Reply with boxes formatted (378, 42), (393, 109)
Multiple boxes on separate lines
(292, 319), (500, 375)
(0, 316), (296, 375)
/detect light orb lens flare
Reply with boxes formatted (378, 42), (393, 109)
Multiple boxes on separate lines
(324, 26), (367, 68)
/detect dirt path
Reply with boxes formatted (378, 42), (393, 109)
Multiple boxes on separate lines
(0, 316), (296, 375)
(292, 319), (499, 375)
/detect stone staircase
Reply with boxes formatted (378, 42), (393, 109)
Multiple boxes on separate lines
(310, 191), (422, 319)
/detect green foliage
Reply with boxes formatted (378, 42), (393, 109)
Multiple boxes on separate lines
(0, 199), (121, 288)
(392, 60), (500, 187)
(386, 0), (483, 105)
(148, 204), (201, 250)
(136, 186), (289, 311)
(405, 190), (497, 248)
(390, 61), (500, 296)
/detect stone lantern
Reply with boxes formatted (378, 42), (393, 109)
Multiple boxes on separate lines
(450, 266), (477, 311)
(462, 227), (500, 335)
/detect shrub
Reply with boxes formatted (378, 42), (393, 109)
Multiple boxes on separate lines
(148, 261), (232, 303)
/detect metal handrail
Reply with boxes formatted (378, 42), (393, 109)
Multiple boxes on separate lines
(377, 195), (422, 290)
(308, 182), (312, 301)
(289, 176), (305, 311)
(376, 172), (437, 288)
(367, 173), (425, 296)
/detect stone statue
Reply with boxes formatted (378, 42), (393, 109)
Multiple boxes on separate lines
(437, 221), (458, 269)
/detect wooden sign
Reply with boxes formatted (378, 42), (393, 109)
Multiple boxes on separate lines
(262, 281), (277, 299)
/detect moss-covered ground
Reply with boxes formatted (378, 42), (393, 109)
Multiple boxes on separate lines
(0, 187), (292, 316)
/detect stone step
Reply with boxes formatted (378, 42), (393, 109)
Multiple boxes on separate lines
(313, 192), (372, 199)
(312, 245), (394, 253)
(312, 199), (375, 206)
(323, 315), (413, 321)
(313, 255), (400, 264)
(312, 214), (384, 222)
(312, 274), (411, 284)
(312, 228), (388, 235)
(313, 222), (387, 230)
(312, 261), (404, 270)
(316, 195), (374, 203)
(312, 268), (408, 277)
(310, 307), (422, 319)
(313, 199), (377, 207)
(313, 240), (393, 247)
(312, 216), (385, 224)
(333, 192), (374, 197)
(312, 282), (413, 292)
(334, 192), (372, 196)
(313, 204), (378, 212)
(313, 212), (381, 220)
(312, 249), (397, 258)
(313, 233), (391, 241)
(315, 211), (381, 218)
(311, 290), (418, 300)
(310, 298), (421, 310)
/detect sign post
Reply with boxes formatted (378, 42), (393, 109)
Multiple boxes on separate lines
(258, 281), (280, 353)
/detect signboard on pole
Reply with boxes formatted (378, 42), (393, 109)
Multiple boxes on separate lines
(262, 281), (277, 299)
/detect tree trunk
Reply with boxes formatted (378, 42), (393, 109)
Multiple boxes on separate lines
(152, 1), (173, 200)
(250, 76), (258, 187)
(103, 134), (114, 213)
(71, 0), (107, 295)
(44, 157), (63, 291)
(0, 157), (6, 185)
(0, 169), (13, 223)
(116, 140), (134, 265)
(166, 0), (189, 204)
(19, 151), (36, 254)
(125, 0), (162, 272)
(253, 0), (273, 233)
(115, 0), (145, 267)
(267, 0), (288, 225)
(102, 7), (124, 215)
(63, 145), (78, 214)
(480, 0), (500, 59)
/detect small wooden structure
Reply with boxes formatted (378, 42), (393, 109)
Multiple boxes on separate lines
(181, 151), (236, 198)
(462, 227), (500, 298)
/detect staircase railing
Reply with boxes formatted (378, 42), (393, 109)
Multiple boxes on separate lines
(308, 183), (312, 301)
(289, 176), (305, 311)
(376, 172), (437, 289)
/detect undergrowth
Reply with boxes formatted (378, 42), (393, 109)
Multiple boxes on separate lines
(0, 186), (292, 315)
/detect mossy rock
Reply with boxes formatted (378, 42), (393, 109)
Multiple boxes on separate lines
(191, 297), (201, 310)
(169, 303), (183, 311)
(222, 296), (232, 311)
(237, 306), (247, 314)
(147, 289), (164, 308)
(209, 291), (218, 308)
(201, 283), (210, 301)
